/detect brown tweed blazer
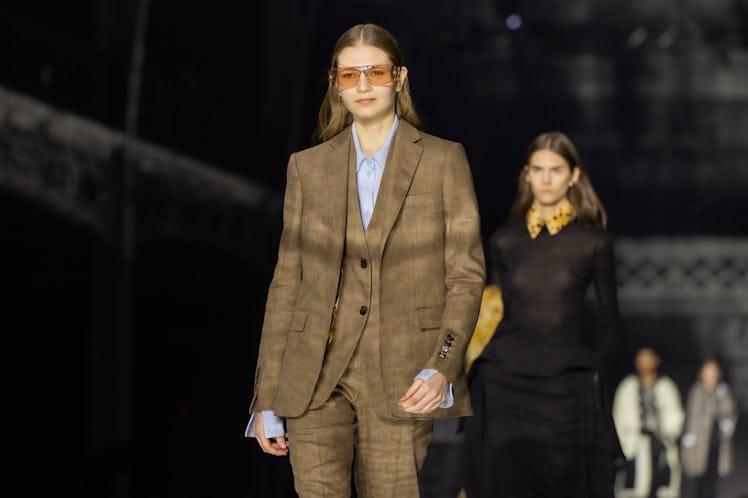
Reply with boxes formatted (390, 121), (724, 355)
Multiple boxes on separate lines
(250, 119), (485, 419)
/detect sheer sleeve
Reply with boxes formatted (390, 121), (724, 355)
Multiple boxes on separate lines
(490, 230), (507, 288)
(591, 231), (619, 359)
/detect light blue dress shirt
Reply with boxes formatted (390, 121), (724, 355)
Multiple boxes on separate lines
(247, 117), (453, 439)
(352, 117), (397, 230)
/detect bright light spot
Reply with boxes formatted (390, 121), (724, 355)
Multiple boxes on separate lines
(505, 14), (522, 30)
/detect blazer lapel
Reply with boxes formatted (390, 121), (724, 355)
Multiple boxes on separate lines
(366, 121), (423, 257)
(323, 129), (352, 243)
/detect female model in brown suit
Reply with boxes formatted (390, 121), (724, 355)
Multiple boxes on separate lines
(247, 23), (485, 497)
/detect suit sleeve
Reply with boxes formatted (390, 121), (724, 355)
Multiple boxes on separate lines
(422, 143), (486, 382)
(490, 229), (506, 288)
(249, 154), (303, 413)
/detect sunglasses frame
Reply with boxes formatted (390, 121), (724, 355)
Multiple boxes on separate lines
(329, 64), (400, 89)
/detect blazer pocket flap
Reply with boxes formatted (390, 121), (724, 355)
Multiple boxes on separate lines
(402, 192), (434, 208)
(417, 305), (444, 330)
(289, 310), (309, 332)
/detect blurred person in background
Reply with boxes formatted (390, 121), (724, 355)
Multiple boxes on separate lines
(680, 357), (738, 498)
(612, 347), (685, 498)
(463, 131), (624, 498)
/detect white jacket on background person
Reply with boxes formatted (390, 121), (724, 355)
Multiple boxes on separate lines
(612, 374), (685, 498)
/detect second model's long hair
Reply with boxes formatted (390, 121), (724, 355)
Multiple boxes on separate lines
(508, 131), (608, 228)
(316, 23), (423, 142)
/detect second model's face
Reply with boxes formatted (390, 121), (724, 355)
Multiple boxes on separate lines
(525, 149), (579, 209)
(335, 44), (406, 126)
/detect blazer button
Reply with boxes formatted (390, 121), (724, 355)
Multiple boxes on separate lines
(359, 305), (368, 315)
(360, 259), (367, 269)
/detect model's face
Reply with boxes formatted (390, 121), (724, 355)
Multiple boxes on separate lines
(634, 348), (660, 374)
(525, 149), (580, 209)
(334, 44), (406, 126)
(700, 361), (721, 389)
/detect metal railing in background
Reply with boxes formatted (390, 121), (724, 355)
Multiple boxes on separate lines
(616, 236), (748, 314)
(615, 235), (748, 412)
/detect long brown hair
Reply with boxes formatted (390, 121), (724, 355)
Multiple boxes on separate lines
(508, 131), (608, 228)
(316, 23), (423, 142)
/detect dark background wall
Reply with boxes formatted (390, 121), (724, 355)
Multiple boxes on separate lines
(1, 1), (748, 497)
(3, 0), (748, 237)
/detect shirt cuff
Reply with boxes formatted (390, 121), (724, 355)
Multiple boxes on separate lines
(245, 410), (285, 438)
(415, 369), (454, 408)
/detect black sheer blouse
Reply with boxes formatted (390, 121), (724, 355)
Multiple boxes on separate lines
(483, 220), (619, 377)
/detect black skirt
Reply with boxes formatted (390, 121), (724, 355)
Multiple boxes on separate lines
(463, 360), (619, 498)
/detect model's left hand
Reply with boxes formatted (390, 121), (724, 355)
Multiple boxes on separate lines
(398, 372), (448, 414)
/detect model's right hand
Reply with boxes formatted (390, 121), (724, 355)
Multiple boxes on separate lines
(398, 372), (449, 414)
(252, 411), (289, 456)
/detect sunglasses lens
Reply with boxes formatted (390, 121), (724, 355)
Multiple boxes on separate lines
(365, 66), (393, 85)
(335, 68), (360, 89)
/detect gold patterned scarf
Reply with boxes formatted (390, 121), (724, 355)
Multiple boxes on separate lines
(525, 198), (576, 239)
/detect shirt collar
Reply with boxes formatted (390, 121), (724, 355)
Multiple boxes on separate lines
(525, 197), (576, 239)
(352, 115), (399, 172)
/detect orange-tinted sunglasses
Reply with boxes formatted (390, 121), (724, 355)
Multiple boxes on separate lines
(329, 64), (399, 90)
